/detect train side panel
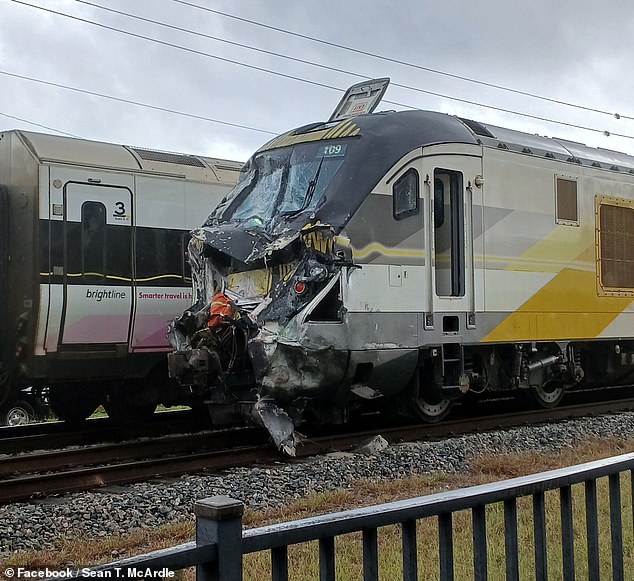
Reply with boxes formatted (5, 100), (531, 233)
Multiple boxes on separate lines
(164, 105), (634, 447)
(480, 147), (634, 343)
(131, 175), (223, 351)
(0, 133), (40, 396)
(1, 129), (241, 420)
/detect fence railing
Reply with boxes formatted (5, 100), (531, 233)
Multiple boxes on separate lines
(85, 451), (634, 580)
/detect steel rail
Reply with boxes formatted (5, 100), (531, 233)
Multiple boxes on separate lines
(0, 426), (263, 478)
(1, 397), (633, 504)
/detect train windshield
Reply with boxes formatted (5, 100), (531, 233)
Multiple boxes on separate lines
(221, 141), (348, 226)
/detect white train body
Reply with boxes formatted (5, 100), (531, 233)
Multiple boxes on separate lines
(0, 130), (241, 420)
(168, 87), (634, 450)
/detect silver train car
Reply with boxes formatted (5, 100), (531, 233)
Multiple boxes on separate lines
(169, 80), (634, 453)
(0, 130), (241, 424)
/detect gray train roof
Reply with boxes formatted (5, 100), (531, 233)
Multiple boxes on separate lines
(261, 109), (634, 175)
(7, 130), (242, 184)
(344, 110), (634, 174)
(458, 117), (634, 173)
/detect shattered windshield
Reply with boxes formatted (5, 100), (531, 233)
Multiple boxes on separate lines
(222, 141), (347, 226)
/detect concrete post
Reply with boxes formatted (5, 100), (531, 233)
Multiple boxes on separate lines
(195, 495), (245, 581)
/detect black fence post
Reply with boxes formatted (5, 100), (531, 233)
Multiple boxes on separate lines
(195, 495), (245, 581)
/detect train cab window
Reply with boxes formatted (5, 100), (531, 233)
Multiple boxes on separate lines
(598, 201), (634, 290)
(393, 168), (419, 220)
(556, 177), (579, 225)
(434, 169), (465, 297)
(81, 202), (106, 281)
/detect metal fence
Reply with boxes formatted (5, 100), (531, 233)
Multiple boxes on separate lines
(86, 451), (634, 580)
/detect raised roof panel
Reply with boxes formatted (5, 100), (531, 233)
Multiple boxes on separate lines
(19, 130), (140, 169)
(477, 123), (572, 159)
(458, 118), (634, 171)
(130, 147), (206, 167)
(14, 130), (243, 183)
(554, 139), (634, 172)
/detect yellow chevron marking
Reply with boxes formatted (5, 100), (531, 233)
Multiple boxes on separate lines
(324, 120), (353, 139)
(482, 268), (634, 342)
(279, 262), (299, 282)
(481, 218), (631, 341)
(257, 121), (360, 152)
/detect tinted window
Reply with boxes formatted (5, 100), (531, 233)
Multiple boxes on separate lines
(82, 202), (106, 282)
(556, 177), (578, 225)
(135, 227), (187, 286)
(393, 168), (419, 220)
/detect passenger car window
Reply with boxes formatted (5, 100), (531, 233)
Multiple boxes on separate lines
(556, 177), (579, 225)
(81, 201), (106, 281)
(393, 168), (419, 220)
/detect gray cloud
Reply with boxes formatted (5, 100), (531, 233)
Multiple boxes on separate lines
(1, 0), (634, 162)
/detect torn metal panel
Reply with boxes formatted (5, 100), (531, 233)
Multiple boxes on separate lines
(251, 398), (300, 457)
(248, 339), (348, 400)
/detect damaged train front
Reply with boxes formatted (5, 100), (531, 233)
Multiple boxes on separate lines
(167, 140), (354, 454)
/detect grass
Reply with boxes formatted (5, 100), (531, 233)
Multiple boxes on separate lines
(3, 437), (634, 580)
(47, 404), (195, 422)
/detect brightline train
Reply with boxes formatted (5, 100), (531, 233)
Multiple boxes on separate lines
(0, 129), (241, 424)
(169, 79), (634, 454)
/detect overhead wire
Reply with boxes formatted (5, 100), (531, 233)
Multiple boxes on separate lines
(0, 69), (278, 136)
(9, 0), (346, 94)
(61, 0), (634, 140)
(172, 0), (631, 122)
(68, 0), (631, 140)
(0, 110), (80, 137)
(6, 0), (634, 141)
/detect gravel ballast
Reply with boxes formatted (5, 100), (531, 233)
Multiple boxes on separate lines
(2, 412), (634, 555)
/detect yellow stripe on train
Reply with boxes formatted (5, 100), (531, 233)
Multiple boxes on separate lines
(482, 269), (634, 342)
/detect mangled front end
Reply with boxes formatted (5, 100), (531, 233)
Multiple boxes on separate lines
(168, 220), (350, 454)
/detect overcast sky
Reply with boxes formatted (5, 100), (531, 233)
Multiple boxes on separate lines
(2, 0), (634, 163)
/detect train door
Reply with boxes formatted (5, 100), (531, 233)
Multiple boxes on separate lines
(58, 178), (134, 348)
(423, 152), (481, 323)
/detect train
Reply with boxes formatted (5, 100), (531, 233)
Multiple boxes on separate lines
(168, 78), (634, 454)
(0, 129), (242, 425)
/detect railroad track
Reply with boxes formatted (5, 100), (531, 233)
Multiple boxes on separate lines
(1, 396), (634, 504)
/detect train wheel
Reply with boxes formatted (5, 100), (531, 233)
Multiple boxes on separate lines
(0, 400), (35, 426)
(529, 380), (565, 409)
(49, 385), (98, 424)
(412, 382), (452, 423)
